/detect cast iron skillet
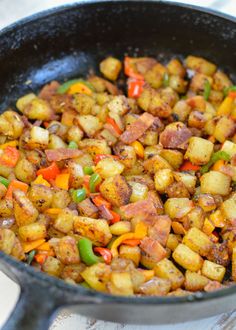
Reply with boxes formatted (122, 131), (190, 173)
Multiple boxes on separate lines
(0, 1), (236, 329)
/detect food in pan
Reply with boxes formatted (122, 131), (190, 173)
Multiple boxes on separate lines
(0, 54), (235, 296)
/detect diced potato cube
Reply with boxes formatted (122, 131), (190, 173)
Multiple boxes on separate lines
(110, 221), (131, 236)
(185, 55), (216, 76)
(42, 256), (63, 277)
(187, 206), (205, 229)
(73, 94), (95, 115)
(173, 172), (196, 194)
(108, 271), (134, 296)
(81, 263), (111, 292)
(185, 137), (213, 165)
(197, 194), (216, 212)
(100, 175), (132, 207)
(154, 169), (174, 193)
(221, 197), (236, 220)
(185, 270), (209, 291)
(54, 209), (75, 233)
(139, 277), (171, 296)
(16, 93), (37, 111)
(95, 157), (124, 179)
(61, 264), (86, 283)
(52, 236), (80, 265)
(74, 216), (112, 246)
(119, 245), (141, 266)
(30, 126), (49, 148)
(173, 243), (203, 272)
(0, 229), (15, 254)
(154, 258), (184, 290)
(214, 116), (235, 143)
(200, 171), (231, 196)
(21, 98), (53, 120)
(13, 190), (39, 227)
(144, 154), (172, 174)
(232, 247), (236, 281)
(201, 260), (226, 282)
(79, 139), (111, 156)
(28, 184), (53, 211)
(129, 181), (148, 202)
(100, 57), (122, 81)
(182, 227), (213, 256)
(77, 115), (102, 137)
(164, 198), (193, 219)
(18, 223), (46, 242)
(14, 158), (36, 184)
(166, 234), (181, 251)
(51, 190), (71, 209)
(221, 140), (236, 158)
(48, 134), (67, 149)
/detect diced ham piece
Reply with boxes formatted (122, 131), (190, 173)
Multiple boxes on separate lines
(148, 215), (171, 247)
(38, 81), (60, 101)
(159, 122), (192, 149)
(120, 198), (157, 219)
(140, 237), (167, 262)
(45, 148), (83, 162)
(120, 113), (155, 144)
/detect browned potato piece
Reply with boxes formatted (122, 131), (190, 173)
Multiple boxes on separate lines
(0, 182), (7, 199)
(76, 115), (102, 137)
(232, 247), (236, 281)
(119, 245), (141, 266)
(190, 73), (212, 93)
(167, 58), (186, 77)
(74, 216), (112, 246)
(114, 144), (137, 169)
(169, 75), (187, 93)
(154, 258), (184, 290)
(81, 263), (111, 292)
(0, 110), (24, 139)
(22, 98), (53, 120)
(139, 277), (171, 296)
(143, 154), (172, 175)
(201, 260), (226, 282)
(185, 270), (209, 291)
(213, 70), (232, 91)
(13, 190), (39, 227)
(51, 190), (71, 209)
(61, 263), (86, 283)
(79, 139), (111, 156)
(42, 256), (63, 277)
(100, 175), (132, 207)
(100, 57), (122, 81)
(0, 228), (15, 254)
(164, 198), (193, 219)
(67, 125), (84, 144)
(11, 237), (25, 261)
(18, 223), (47, 241)
(73, 94), (95, 115)
(185, 56), (216, 76)
(54, 209), (75, 234)
(108, 272), (134, 296)
(214, 116), (235, 143)
(28, 184), (53, 211)
(187, 207), (205, 229)
(185, 137), (213, 165)
(182, 227), (213, 256)
(14, 158), (36, 183)
(173, 244), (203, 272)
(200, 171), (231, 196)
(52, 236), (80, 265)
(172, 100), (191, 122)
(0, 199), (13, 217)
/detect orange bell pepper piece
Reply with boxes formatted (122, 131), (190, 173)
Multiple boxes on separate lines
(124, 57), (144, 80)
(0, 146), (20, 167)
(122, 239), (141, 246)
(128, 79), (144, 98)
(92, 194), (111, 209)
(55, 173), (70, 190)
(22, 239), (46, 253)
(180, 161), (200, 171)
(6, 180), (29, 199)
(106, 117), (122, 135)
(94, 247), (112, 265)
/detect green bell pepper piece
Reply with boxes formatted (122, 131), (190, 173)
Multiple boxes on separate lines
(200, 151), (231, 174)
(89, 173), (102, 193)
(77, 238), (101, 266)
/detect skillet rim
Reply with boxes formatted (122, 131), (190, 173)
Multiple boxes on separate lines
(0, 0), (236, 305)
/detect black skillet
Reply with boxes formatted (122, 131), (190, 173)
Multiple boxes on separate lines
(0, 1), (236, 329)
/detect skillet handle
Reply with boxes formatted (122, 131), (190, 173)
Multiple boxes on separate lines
(2, 281), (59, 330)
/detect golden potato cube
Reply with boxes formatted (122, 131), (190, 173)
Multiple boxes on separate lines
(0, 229), (15, 254)
(185, 270), (209, 291)
(144, 154), (172, 175)
(81, 263), (111, 292)
(13, 190), (39, 227)
(164, 198), (194, 219)
(200, 171), (231, 196)
(160, 149), (184, 170)
(74, 216), (112, 246)
(232, 247), (236, 281)
(183, 227), (213, 256)
(99, 175), (132, 207)
(95, 157), (124, 179)
(108, 272), (134, 296)
(54, 209), (75, 234)
(28, 184), (53, 211)
(173, 243), (203, 272)
(185, 55), (216, 76)
(42, 256), (63, 277)
(187, 206), (204, 229)
(185, 137), (213, 165)
(100, 57), (122, 81)
(154, 258), (184, 290)
(18, 223), (46, 242)
(79, 138), (111, 157)
(214, 116), (235, 143)
(53, 236), (80, 265)
(221, 198), (236, 220)
(221, 140), (236, 158)
(119, 245), (141, 266)
(166, 234), (181, 251)
(139, 277), (171, 296)
(154, 169), (174, 193)
(16, 93), (36, 111)
(201, 260), (226, 282)
(77, 115), (102, 137)
(109, 221), (131, 236)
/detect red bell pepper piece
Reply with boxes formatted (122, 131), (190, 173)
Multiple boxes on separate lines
(124, 57), (144, 80)
(122, 239), (141, 246)
(0, 146), (20, 167)
(5, 180), (29, 199)
(179, 161), (200, 171)
(94, 247), (112, 264)
(37, 162), (60, 181)
(109, 210), (121, 224)
(106, 117), (122, 135)
(128, 79), (145, 98)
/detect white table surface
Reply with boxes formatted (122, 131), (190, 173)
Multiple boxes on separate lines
(0, 0), (236, 329)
